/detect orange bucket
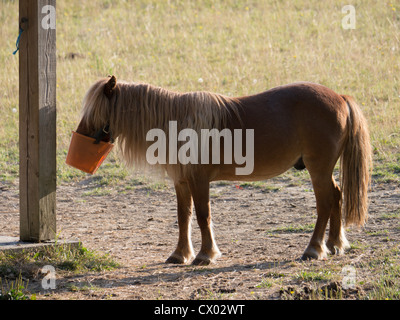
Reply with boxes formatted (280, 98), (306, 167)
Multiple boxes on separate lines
(66, 131), (114, 174)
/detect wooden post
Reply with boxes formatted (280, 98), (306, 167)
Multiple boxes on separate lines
(19, 0), (56, 242)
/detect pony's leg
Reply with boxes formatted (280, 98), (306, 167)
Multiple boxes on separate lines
(165, 181), (195, 264)
(326, 183), (350, 255)
(189, 179), (221, 265)
(302, 174), (337, 260)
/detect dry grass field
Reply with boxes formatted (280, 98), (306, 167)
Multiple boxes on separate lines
(0, 0), (399, 301)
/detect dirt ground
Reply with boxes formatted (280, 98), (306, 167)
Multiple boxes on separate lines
(0, 172), (399, 300)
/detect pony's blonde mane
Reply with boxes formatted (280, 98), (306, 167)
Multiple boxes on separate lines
(81, 78), (241, 177)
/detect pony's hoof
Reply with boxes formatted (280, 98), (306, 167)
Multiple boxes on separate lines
(326, 242), (343, 255)
(191, 251), (220, 266)
(165, 251), (194, 264)
(301, 253), (316, 261)
(326, 237), (350, 255)
(301, 245), (327, 260)
(191, 257), (211, 266)
(165, 256), (185, 264)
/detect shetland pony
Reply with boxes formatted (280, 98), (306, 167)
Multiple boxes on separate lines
(75, 75), (372, 265)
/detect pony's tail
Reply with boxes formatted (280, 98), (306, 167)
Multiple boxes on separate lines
(340, 95), (372, 227)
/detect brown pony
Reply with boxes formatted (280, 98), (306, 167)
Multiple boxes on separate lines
(75, 75), (372, 265)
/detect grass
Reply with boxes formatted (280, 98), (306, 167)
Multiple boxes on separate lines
(0, 243), (119, 298)
(0, 0), (399, 185)
(0, 274), (33, 300)
(380, 210), (400, 220)
(239, 181), (281, 192)
(268, 223), (315, 234)
(366, 247), (400, 299)
(0, 243), (119, 275)
(295, 270), (333, 282)
(255, 278), (274, 289)
(0, 0), (399, 301)
(274, 245), (400, 300)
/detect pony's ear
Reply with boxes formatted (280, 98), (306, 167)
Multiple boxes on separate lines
(104, 75), (117, 99)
